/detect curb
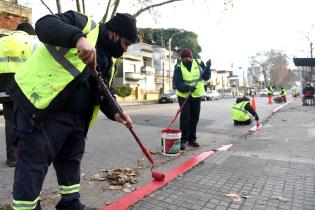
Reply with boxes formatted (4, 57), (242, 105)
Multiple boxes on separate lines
(272, 101), (291, 113)
(100, 144), (233, 210)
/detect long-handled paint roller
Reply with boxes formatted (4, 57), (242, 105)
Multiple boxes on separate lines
(92, 69), (165, 181)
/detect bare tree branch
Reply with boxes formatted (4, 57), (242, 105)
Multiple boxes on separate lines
(111, 0), (120, 18)
(81, 0), (86, 13)
(40, 0), (54, 14)
(101, 0), (120, 23)
(56, 0), (62, 13)
(76, 0), (81, 12)
(133, 0), (182, 17)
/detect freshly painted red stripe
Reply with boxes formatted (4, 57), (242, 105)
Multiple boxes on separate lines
(101, 150), (216, 210)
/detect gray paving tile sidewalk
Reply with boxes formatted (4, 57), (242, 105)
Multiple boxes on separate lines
(130, 100), (315, 210)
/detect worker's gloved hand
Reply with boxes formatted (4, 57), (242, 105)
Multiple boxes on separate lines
(206, 59), (211, 69)
(189, 86), (197, 92)
(114, 112), (133, 128)
(255, 115), (259, 121)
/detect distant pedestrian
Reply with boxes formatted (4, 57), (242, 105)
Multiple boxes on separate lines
(279, 87), (287, 102)
(302, 81), (314, 105)
(0, 22), (37, 167)
(231, 96), (259, 125)
(173, 48), (211, 150)
(267, 85), (274, 104)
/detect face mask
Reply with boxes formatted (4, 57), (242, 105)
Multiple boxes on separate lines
(183, 60), (192, 69)
(108, 36), (125, 58)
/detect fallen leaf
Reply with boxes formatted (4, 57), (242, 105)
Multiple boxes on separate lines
(108, 185), (123, 190)
(122, 188), (132, 193)
(150, 149), (160, 154)
(0, 204), (12, 210)
(239, 192), (250, 199)
(91, 173), (106, 181)
(225, 193), (242, 201)
(273, 196), (289, 202)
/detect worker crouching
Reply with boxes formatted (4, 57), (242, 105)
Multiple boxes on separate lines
(231, 96), (259, 126)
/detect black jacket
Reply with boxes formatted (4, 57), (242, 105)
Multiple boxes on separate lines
(302, 86), (314, 95)
(173, 59), (211, 99)
(9, 11), (118, 122)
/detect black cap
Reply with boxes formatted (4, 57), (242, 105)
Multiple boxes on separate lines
(105, 13), (137, 43)
(16, 22), (36, 35)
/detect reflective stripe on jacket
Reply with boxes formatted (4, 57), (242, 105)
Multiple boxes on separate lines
(0, 31), (36, 74)
(176, 59), (205, 98)
(267, 86), (273, 94)
(231, 101), (250, 121)
(15, 17), (99, 110)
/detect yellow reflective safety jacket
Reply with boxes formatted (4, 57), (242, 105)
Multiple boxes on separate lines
(175, 59), (205, 98)
(14, 17), (99, 110)
(231, 101), (250, 122)
(0, 31), (36, 74)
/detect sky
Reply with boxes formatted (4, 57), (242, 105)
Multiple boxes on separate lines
(21, 0), (315, 75)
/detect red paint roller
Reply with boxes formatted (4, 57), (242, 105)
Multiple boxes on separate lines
(91, 69), (165, 181)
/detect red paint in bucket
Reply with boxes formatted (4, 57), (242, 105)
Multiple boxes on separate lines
(161, 128), (181, 156)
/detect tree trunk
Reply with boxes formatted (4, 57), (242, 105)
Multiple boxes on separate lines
(56, 0), (62, 13)
(133, 0), (182, 17)
(81, 0), (86, 13)
(76, 0), (81, 12)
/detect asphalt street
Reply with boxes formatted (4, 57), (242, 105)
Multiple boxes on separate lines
(0, 96), (307, 210)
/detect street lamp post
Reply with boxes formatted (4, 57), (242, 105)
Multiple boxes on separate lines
(168, 31), (184, 90)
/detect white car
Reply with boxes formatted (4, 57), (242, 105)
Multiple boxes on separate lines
(205, 90), (220, 100)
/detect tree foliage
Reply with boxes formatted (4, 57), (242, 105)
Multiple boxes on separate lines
(249, 50), (298, 88)
(139, 28), (202, 58)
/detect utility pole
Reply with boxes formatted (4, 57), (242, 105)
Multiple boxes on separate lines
(311, 42), (313, 81)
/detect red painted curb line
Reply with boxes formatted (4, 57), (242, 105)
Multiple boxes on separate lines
(272, 101), (291, 113)
(100, 144), (232, 210)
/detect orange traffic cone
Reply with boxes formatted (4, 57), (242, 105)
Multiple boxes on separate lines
(251, 96), (256, 111)
(268, 95), (272, 104)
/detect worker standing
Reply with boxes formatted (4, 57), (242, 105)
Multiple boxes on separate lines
(279, 87), (287, 103)
(231, 96), (259, 125)
(173, 48), (211, 150)
(0, 22), (37, 167)
(267, 85), (274, 104)
(8, 11), (137, 210)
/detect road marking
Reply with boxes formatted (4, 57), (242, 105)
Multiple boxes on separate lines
(272, 101), (291, 113)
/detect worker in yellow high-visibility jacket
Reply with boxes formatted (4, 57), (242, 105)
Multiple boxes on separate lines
(0, 22), (37, 167)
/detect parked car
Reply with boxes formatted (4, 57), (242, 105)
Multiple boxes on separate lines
(259, 89), (268, 97)
(0, 104), (2, 115)
(158, 90), (178, 103)
(205, 90), (220, 100)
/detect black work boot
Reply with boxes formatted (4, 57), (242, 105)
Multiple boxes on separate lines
(188, 142), (200, 147)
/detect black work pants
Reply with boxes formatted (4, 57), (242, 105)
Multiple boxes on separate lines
(3, 101), (16, 162)
(178, 96), (201, 144)
(13, 107), (87, 210)
(234, 119), (251, 125)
